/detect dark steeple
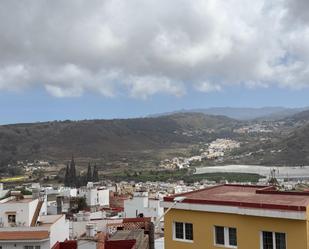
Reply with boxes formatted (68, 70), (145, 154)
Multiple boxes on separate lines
(86, 162), (92, 183)
(92, 164), (99, 182)
(63, 155), (77, 187)
(64, 162), (70, 187)
(70, 155), (76, 181)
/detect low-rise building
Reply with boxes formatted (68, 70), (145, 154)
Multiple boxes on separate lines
(77, 183), (109, 208)
(124, 192), (163, 223)
(162, 184), (309, 249)
(0, 193), (69, 249)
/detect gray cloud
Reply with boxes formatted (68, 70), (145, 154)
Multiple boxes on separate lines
(0, 0), (309, 98)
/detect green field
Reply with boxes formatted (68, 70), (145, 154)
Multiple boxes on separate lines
(105, 169), (263, 183)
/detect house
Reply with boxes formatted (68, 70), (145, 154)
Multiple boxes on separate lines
(77, 218), (152, 249)
(161, 184), (309, 249)
(77, 183), (109, 208)
(0, 192), (69, 249)
(124, 192), (163, 223)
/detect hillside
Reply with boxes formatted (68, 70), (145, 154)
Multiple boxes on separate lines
(0, 113), (238, 166)
(256, 124), (309, 165)
(234, 110), (309, 166)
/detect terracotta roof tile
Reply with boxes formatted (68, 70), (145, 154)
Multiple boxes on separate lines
(0, 231), (49, 240)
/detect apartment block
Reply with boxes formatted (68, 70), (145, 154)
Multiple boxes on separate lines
(161, 184), (309, 249)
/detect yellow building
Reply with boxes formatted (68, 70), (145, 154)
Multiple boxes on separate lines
(161, 184), (309, 249)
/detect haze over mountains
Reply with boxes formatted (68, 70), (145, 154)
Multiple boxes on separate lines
(150, 106), (308, 120)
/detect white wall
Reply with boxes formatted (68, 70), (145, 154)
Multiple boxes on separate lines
(97, 189), (109, 206)
(0, 240), (50, 249)
(0, 198), (39, 227)
(124, 194), (163, 221)
(47, 201), (57, 215)
(79, 188), (109, 207)
(49, 215), (69, 248)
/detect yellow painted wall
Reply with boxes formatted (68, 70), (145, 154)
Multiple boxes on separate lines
(164, 209), (308, 249)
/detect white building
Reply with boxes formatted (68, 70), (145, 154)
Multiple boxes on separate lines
(0, 193), (69, 249)
(124, 192), (163, 222)
(78, 183), (109, 207)
(0, 183), (9, 202)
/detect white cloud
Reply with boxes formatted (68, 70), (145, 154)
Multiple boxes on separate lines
(126, 76), (185, 99)
(0, 0), (309, 98)
(195, 82), (221, 93)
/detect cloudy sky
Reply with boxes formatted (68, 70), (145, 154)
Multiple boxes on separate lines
(1, 0), (309, 123)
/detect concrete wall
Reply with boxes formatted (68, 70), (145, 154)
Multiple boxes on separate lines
(164, 209), (308, 249)
(49, 215), (70, 248)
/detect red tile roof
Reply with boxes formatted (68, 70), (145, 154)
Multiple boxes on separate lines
(105, 240), (136, 249)
(52, 240), (77, 249)
(0, 231), (49, 240)
(164, 184), (309, 211)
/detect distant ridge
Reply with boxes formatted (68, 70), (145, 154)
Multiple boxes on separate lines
(150, 107), (308, 120)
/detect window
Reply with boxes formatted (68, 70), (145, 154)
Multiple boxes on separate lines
(262, 231), (286, 249)
(214, 226), (237, 247)
(229, 227), (237, 246)
(174, 222), (193, 242)
(215, 226), (225, 245)
(24, 246), (40, 249)
(8, 214), (16, 223)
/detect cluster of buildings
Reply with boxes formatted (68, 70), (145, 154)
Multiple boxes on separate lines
(2, 170), (309, 249)
(204, 138), (240, 159)
(234, 123), (274, 134)
(160, 139), (240, 169)
(0, 179), (181, 249)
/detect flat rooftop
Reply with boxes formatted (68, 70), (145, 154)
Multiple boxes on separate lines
(164, 184), (309, 211)
(4, 197), (35, 204)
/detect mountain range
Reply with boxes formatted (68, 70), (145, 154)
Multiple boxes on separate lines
(150, 107), (308, 120)
(0, 113), (238, 166)
(1, 107), (309, 168)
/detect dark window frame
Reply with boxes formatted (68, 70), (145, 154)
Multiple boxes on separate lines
(262, 231), (286, 249)
(173, 222), (193, 242)
(214, 226), (237, 247)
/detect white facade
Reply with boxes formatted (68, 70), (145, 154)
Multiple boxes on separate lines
(78, 187), (109, 207)
(0, 195), (69, 249)
(0, 183), (9, 199)
(0, 236), (50, 249)
(124, 192), (163, 222)
(44, 215), (70, 247)
(43, 187), (77, 197)
(0, 197), (38, 227)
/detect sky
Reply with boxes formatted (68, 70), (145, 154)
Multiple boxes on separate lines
(1, 0), (309, 124)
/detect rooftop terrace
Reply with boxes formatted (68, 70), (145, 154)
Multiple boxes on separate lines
(164, 184), (309, 211)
